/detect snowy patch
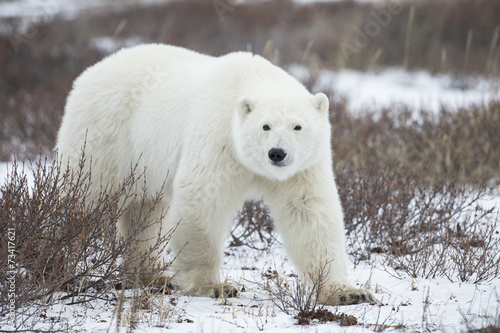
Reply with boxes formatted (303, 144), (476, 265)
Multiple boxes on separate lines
(0, 0), (413, 19)
(89, 35), (143, 55)
(0, 0), (173, 19)
(1, 238), (499, 332)
(288, 64), (500, 115)
(1, 160), (499, 332)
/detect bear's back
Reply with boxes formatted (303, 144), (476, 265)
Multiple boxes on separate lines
(71, 44), (207, 96)
(57, 45), (208, 185)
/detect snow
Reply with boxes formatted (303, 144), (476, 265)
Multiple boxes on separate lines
(0, 0), (104, 20)
(1, 157), (499, 332)
(89, 35), (144, 54)
(0, 0), (408, 19)
(288, 64), (500, 115)
(0, 160), (35, 191)
(1, 232), (499, 332)
(0, 0), (172, 19)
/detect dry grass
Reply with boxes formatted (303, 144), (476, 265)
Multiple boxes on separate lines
(327, 93), (500, 186)
(0, 152), (174, 331)
(338, 165), (500, 283)
(230, 200), (275, 251)
(257, 262), (362, 326)
(1, 0), (499, 160)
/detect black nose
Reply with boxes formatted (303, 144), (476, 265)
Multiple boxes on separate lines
(268, 148), (287, 162)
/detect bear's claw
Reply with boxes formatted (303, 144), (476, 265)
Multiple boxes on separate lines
(188, 283), (239, 298)
(323, 286), (377, 306)
(213, 286), (239, 298)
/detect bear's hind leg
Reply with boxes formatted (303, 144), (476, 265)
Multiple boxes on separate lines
(117, 200), (171, 286)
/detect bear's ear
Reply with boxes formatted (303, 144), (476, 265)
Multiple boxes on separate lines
(312, 92), (329, 114)
(237, 98), (255, 116)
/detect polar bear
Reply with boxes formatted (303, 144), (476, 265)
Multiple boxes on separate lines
(56, 44), (375, 305)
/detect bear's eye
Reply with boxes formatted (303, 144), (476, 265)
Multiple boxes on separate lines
(263, 124), (271, 131)
(294, 125), (302, 131)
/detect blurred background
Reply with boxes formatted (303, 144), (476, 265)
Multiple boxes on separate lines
(1, 4), (500, 330)
(0, 0), (499, 163)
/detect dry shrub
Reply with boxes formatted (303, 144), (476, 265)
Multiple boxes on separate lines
(329, 94), (500, 186)
(296, 310), (357, 326)
(2, 0), (499, 85)
(468, 325), (500, 333)
(1, 0), (499, 327)
(0, 90), (64, 161)
(322, 86), (500, 284)
(258, 264), (326, 321)
(258, 263), (360, 326)
(322, 0), (500, 74)
(338, 166), (499, 283)
(230, 200), (275, 251)
(0, 0), (500, 161)
(1, 0), (499, 162)
(463, 294), (500, 333)
(0, 152), (173, 331)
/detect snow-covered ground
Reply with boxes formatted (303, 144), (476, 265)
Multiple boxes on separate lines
(288, 64), (500, 115)
(1, 65), (499, 330)
(0, 0), (171, 19)
(0, 0), (405, 19)
(323, 69), (500, 114)
(1, 1), (499, 330)
(0, 209), (499, 332)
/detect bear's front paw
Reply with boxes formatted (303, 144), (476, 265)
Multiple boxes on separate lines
(213, 283), (239, 299)
(320, 285), (377, 306)
(189, 283), (239, 298)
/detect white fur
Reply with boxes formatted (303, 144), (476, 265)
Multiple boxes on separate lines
(56, 44), (371, 303)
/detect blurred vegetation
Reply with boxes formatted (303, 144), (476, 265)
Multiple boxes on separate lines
(0, 0), (499, 182)
(328, 95), (500, 186)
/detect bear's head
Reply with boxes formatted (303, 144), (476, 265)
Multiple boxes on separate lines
(232, 92), (331, 181)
